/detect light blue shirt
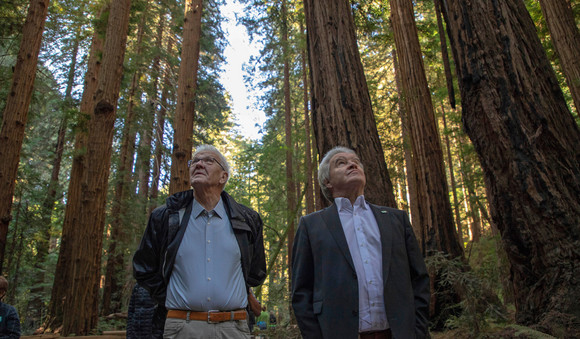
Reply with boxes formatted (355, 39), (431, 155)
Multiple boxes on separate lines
(166, 198), (247, 311)
(335, 196), (389, 332)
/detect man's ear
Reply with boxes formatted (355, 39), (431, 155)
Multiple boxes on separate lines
(220, 171), (229, 184)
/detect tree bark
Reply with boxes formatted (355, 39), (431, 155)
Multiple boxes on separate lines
(61, 0), (131, 334)
(390, 0), (465, 328)
(303, 0), (396, 208)
(390, 0), (462, 257)
(102, 1), (150, 316)
(538, 0), (580, 114)
(443, 0), (580, 333)
(169, 0), (203, 194)
(300, 21), (315, 214)
(0, 0), (50, 272)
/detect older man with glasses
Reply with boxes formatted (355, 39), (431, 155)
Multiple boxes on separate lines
(134, 144), (266, 339)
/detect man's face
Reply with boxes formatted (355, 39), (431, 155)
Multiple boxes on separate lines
(189, 150), (228, 189)
(325, 152), (366, 198)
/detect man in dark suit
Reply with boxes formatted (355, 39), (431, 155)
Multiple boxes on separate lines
(291, 146), (430, 339)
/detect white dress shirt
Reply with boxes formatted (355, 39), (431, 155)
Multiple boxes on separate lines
(335, 196), (389, 332)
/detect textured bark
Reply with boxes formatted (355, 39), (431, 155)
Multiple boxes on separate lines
(444, 0), (580, 333)
(390, 0), (462, 257)
(393, 50), (420, 239)
(45, 23), (104, 332)
(102, 1), (150, 316)
(61, 0), (131, 334)
(391, 0), (465, 328)
(169, 0), (203, 194)
(301, 21), (315, 214)
(0, 0), (50, 272)
(538, 0), (580, 114)
(303, 0), (396, 208)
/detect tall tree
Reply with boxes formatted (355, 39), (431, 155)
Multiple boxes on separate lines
(61, 0), (131, 334)
(0, 0), (50, 272)
(443, 0), (580, 334)
(102, 0), (151, 315)
(538, 0), (580, 114)
(300, 21), (315, 214)
(303, 0), (396, 208)
(169, 0), (203, 194)
(390, 0), (464, 327)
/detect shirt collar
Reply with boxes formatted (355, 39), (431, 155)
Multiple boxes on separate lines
(193, 197), (226, 219)
(334, 195), (367, 212)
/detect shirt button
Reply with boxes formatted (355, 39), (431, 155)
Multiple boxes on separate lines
(207, 277), (211, 281)
(207, 240), (211, 244)
(207, 258), (211, 262)
(207, 297), (211, 301)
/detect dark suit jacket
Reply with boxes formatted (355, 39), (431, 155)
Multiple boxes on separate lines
(291, 203), (430, 339)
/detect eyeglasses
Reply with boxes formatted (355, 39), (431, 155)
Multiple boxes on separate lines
(188, 157), (225, 171)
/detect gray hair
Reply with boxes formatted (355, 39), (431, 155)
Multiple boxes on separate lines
(193, 144), (231, 184)
(318, 146), (358, 201)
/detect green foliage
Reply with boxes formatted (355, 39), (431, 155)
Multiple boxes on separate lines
(426, 239), (509, 337)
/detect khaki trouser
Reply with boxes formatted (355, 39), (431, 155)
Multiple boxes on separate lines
(163, 317), (250, 339)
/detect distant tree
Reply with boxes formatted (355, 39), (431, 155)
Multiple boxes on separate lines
(169, 0), (203, 194)
(538, 0), (580, 114)
(444, 0), (580, 334)
(303, 0), (396, 207)
(0, 0), (50, 273)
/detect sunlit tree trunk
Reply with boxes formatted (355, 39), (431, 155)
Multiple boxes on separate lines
(61, 0), (131, 334)
(102, 1), (151, 316)
(0, 0), (50, 272)
(169, 0), (203, 194)
(300, 21), (315, 214)
(391, 0), (465, 328)
(393, 50), (419, 236)
(538, 0), (580, 114)
(303, 0), (396, 207)
(444, 0), (580, 333)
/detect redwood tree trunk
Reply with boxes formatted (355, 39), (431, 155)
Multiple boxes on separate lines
(390, 0), (464, 328)
(169, 0), (203, 194)
(61, 0), (131, 335)
(301, 21), (315, 214)
(444, 0), (580, 334)
(538, 0), (580, 114)
(0, 0), (50, 272)
(303, 0), (396, 208)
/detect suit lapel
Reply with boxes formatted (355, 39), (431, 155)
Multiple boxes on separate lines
(370, 204), (393, 286)
(321, 204), (356, 272)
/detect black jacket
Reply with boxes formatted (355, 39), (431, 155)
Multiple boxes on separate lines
(133, 189), (267, 306)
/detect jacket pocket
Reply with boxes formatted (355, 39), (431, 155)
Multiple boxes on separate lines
(313, 300), (323, 315)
